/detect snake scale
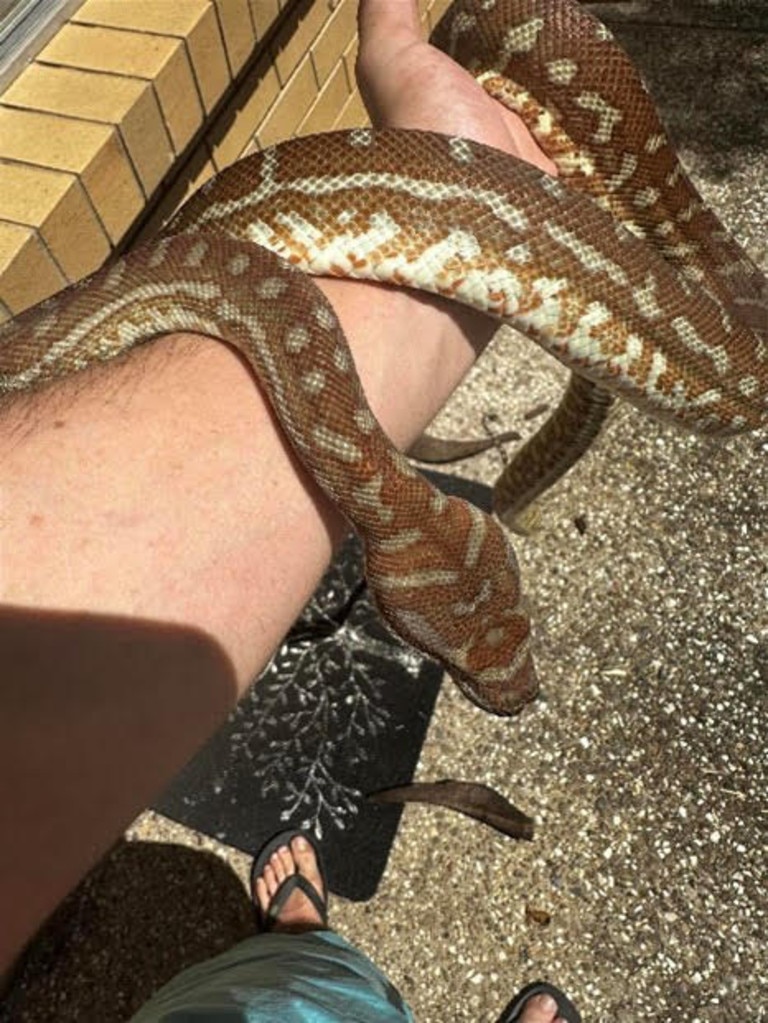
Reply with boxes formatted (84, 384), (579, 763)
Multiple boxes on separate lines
(0, 0), (765, 717)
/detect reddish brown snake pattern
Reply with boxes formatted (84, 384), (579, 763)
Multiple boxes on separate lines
(0, 1), (764, 715)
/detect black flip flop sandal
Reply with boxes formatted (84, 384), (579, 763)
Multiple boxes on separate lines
(250, 829), (329, 933)
(497, 980), (582, 1023)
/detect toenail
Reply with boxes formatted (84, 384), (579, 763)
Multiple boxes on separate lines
(534, 994), (558, 1013)
(295, 836), (308, 850)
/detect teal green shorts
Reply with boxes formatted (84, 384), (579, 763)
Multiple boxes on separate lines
(129, 929), (416, 1023)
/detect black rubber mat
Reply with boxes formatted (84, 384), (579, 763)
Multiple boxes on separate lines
(154, 470), (492, 901)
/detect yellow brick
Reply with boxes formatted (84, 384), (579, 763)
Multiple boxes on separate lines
(39, 24), (203, 152)
(73, 0), (230, 114)
(333, 88), (369, 131)
(342, 35), (359, 93)
(208, 53), (280, 169)
(2, 63), (173, 195)
(298, 58), (350, 137)
(427, 0), (453, 32)
(255, 55), (317, 148)
(153, 52), (207, 153)
(118, 85), (174, 195)
(41, 22), (174, 77)
(0, 222), (66, 314)
(311, 0), (357, 85)
(0, 162), (110, 283)
(180, 152), (219, 205)
(135, 147), (217, 242)
(74, 0), (210, 35)
(0, 106), (143, 243)
(240, 137), (260, 158)
(83, 143), (145, 243)
(212, 0), (255, 75)
(248, 0), (280, 40)
(271, 0), (328, 85)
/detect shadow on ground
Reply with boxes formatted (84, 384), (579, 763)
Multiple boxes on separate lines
(1, 841), (253, 1023)
(600, 16), (767, 179)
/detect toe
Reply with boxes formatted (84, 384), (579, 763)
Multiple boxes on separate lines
(291, 835), (324, 898)
(262, 863), (278, 897)
(254, 876), (269, 916)
(276, 844), (296, 879)
(518, 992), (560, 1023)
(252, 834), (327, 933)
(271, 850), (288, 885)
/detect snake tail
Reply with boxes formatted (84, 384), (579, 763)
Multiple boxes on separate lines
(493, 375), (615, 532)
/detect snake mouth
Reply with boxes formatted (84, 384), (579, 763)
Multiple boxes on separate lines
(448, 649), (539, 717)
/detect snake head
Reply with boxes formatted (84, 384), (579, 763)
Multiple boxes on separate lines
(447, 609), (538, 717)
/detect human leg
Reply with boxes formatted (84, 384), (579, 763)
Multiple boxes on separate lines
(252, 836), (580, 1023)
(128, 833), (414, 1023)
(129, 833), (578, 1023)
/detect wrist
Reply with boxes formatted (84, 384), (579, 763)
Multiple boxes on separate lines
(316, 276), (494, 449)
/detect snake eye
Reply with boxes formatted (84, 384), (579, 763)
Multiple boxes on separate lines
(484, 626), (507, 648)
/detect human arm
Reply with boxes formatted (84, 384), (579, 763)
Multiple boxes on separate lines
(0, 0), (555, 970)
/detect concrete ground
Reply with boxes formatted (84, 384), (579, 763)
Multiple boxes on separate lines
(4, 4), (765, 1022)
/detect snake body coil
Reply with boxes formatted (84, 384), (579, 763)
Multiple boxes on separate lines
(0, 1), (764, 715)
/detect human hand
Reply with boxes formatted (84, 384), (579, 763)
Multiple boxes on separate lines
(356, 0), (557, 174)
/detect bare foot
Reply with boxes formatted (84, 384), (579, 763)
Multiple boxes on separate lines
(517, 991), (570, 1023)
(253, 835), (327, 933)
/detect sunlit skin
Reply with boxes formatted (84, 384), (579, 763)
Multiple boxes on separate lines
(0, 0), (557, 970)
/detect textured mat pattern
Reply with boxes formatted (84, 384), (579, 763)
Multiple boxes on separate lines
(155, 471), (491, 900)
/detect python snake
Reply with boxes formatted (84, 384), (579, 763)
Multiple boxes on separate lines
(430, 0), (767, 529)
(0, 0), (764, 716)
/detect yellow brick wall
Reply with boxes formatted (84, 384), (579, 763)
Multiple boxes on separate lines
(0, 0), (453, 320)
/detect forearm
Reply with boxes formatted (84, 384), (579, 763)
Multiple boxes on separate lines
(0, 280), (492, 688)
(0, 0), (558, 967)
(0, 277), (493, 969)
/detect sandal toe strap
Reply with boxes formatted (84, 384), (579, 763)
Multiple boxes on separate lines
(265, 874), (328, 929)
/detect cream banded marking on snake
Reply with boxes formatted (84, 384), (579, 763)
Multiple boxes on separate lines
(171, 133), (764, 434)
(6, 229), (538, 714)
(0, 0), (765, 718)
(428, 0), (765, 528)
(547, 59), (577, 86)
